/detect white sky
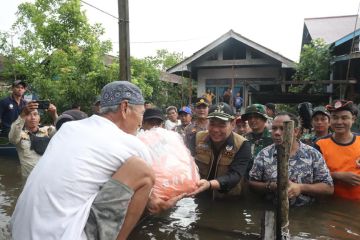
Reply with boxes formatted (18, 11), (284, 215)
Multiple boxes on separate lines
(1, 0), (360, 62)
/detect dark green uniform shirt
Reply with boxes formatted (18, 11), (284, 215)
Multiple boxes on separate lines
(244, 128), (273, 175)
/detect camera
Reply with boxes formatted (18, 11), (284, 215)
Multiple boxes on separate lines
(35, 100), (50, 110)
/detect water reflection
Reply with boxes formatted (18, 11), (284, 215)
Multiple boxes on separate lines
(129, 195), (360, 239)
(1, 156), (360, 240)
(0, 156), (22, 240)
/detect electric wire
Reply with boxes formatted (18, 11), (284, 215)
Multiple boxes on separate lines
(80, 0), (210, 44)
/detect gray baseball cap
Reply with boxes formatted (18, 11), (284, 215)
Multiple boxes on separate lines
(100, 81), (144, 108)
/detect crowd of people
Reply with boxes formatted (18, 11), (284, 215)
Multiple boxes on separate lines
(0, 79), (359, 239)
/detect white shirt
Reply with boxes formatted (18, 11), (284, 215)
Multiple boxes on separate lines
(164, 119), (180, 131)
(10, 115), (152, 240)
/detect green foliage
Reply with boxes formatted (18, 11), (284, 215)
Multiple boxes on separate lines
(146, 49), (184, 71)
(291, 39), (331, 93)
(0, 0), (114, 113)
(0, 0), (188, 114)
(276, 103), (297, 114)
(132, 50), (192, 109)
(0, 89), (10, 99)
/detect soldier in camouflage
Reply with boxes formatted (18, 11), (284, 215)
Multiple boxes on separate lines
(242, 104), (273, 172)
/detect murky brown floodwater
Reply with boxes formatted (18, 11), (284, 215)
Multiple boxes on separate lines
(1, 154), (360, 240)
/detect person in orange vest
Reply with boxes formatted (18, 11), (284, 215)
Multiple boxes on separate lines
(315, 100), (360, 201)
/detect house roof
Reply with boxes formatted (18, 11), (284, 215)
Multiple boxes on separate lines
(333, 28), (360, 47)
(167, 30), (295, 74)
(103, 54), (117, 66)
(159, 72), (183, 84)
(304, 15), (360, 44)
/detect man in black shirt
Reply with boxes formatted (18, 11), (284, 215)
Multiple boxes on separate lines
(0, 80), (27, 135)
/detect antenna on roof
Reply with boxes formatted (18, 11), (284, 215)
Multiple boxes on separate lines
(345, 1), (360, 82)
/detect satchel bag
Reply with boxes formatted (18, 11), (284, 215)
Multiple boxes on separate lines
(29, 132), (51, 155)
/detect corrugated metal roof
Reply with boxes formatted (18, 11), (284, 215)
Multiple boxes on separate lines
(305, 15), (360, 44)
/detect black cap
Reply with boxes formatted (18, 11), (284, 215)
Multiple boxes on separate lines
(207, 102), (235, 121)
(143, 108), (164, 121)
(12, 80), (27, 88)
(195, 97), (209, 107)
(265, 103), (276, 112)
(55, 110), (88, 130)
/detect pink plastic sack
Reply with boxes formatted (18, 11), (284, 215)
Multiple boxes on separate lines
(138, 128), (200, 200)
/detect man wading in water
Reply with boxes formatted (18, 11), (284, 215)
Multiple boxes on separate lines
(10, 81), (183, 240)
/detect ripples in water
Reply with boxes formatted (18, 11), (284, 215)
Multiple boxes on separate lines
(1, 156), (360, 240)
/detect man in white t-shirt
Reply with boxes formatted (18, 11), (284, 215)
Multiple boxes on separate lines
(10, 81), (182, 240)
(164, 106), (180, 130)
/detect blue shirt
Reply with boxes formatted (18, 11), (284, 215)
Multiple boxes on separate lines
(0, 95), (27, 133)
(249, 141), (333, 207)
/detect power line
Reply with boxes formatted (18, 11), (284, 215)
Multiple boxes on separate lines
(109, 37), (207, 44)
(79, 1), (210, 45)
(80, 0), (118, 20)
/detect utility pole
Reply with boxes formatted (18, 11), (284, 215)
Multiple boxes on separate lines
(118, 0), (131, 81)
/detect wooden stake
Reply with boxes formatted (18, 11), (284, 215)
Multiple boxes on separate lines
(275, 120), (293, 240)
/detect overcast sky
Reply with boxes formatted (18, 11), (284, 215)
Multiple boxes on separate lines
(1, 0), (360, 62)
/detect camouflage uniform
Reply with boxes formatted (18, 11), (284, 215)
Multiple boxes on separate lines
(245, 128), (273, 158)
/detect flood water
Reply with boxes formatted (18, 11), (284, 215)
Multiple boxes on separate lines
(1, 155), (360, 240)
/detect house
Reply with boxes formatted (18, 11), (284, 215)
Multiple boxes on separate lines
(167, 30), (295, 106)
(301, 15), (360, 100)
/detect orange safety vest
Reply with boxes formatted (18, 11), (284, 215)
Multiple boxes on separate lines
(316, 135), (360, 200)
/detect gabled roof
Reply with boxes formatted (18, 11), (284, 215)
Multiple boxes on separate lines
(333, 28), (360, 47)
(304, 15), (360, 44)
(167, 30), (295, 74)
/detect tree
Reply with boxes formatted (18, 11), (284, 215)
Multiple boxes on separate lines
(0, 0), (187, 114)
(132, 49), (190, 109)
(291, 38), (331, 93)
(0, 0), (115, 113)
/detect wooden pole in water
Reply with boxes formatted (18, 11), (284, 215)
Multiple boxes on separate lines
(275, 120), (293, 240)
(118, 0), (131, 81)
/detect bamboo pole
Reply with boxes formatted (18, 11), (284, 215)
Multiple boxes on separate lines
(275, 120), (294, 240)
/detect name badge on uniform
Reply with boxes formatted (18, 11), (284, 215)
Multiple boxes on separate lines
(224, 145), (234, 157)
(225, 145), (233, 151)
